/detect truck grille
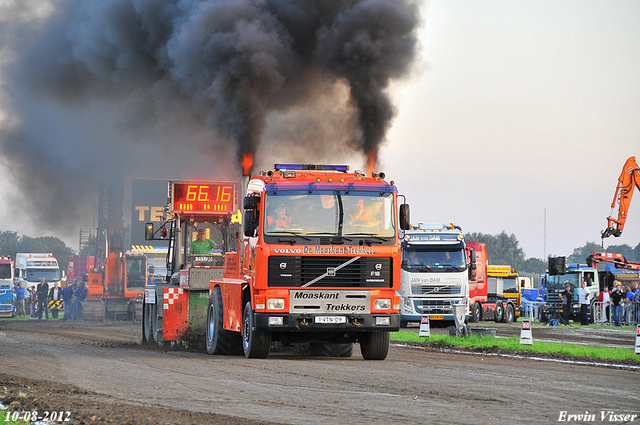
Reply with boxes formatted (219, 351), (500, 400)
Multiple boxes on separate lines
(268, 256), (392, 288)
(411, 284), (461, 295)
(415, 299), (453, 315)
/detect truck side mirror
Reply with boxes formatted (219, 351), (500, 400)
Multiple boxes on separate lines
(145, 223), (154, 241)
(244, 210), (257, 237)
(399, 204), (410, 230)
(244, 195), (259, 210)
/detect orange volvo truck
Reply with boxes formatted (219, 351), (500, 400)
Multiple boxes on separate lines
(209, 163), (410, 359)
(144, 164), (410, 360)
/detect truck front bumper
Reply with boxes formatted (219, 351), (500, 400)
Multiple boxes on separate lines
(254, 312), (400, 332)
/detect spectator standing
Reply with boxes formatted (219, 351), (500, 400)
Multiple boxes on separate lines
(611, 282), (624, 327)
(48, 282), (62, 319)
(597, 285), (611, 324)
(62, 281), (74, 320)
(27, 286), (37, 317)
(623, 285), (635, 325)
(36, 278), (49, 320)
(633, 282), (640, 324)
(72, 281), (87, 321)
(14, 282), (26, 318)
(579, 281), (590, 325)
(559, 284), (573, 324)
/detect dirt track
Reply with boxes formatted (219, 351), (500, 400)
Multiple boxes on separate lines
(1, 319), (639, 425)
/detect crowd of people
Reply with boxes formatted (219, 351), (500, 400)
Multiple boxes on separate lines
(13, 278), (88, 321)
(595, 280), (640, 327)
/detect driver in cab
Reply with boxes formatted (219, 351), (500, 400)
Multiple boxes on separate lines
(349, 199), (372, 224)
(267, 203), (292, 228)
(190, 228), (216, 255)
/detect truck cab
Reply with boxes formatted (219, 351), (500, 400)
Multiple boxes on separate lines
(542, 263), (599, 322)
(0, 256), (15, 318)
(398, 223), (470, 325)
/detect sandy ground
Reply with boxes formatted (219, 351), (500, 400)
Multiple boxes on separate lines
(1, 318), (639, 425)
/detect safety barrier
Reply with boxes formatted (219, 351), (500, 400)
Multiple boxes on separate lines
(522, 302), (544, 322)
(592, 301), (639, 326)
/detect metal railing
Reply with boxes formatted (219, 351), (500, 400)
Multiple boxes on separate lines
(592, 301), (639, 326)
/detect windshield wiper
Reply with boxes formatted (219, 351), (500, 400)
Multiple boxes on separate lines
(306, 232), (353, 243)
(343, 232), (387, 243)
(437, 263), (465, 272)
(268, 231), (312, 241)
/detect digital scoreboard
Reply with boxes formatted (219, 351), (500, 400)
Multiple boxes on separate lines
(169, 181), (238, 214)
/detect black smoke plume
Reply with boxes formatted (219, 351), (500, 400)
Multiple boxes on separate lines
(0, 0), (421, 240)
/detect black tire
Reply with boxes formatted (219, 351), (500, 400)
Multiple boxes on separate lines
(206, 287), (242, 355)
(504, 304), (515, 324)
(309, 343), (354, 357)
(494, 301), (504, 323)
(400, 320), (408, 328)
(143, 302), (155, 345)
(360, 331), (390, 360)
(471, 303), (481, 323)
(242, 301), (271, 358)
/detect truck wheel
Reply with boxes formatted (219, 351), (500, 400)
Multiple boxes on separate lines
(588, 299), (596, 324)
(471, 303), (481, 323)
(360, 331), (390, 360)
(504, 305), (515, 323)
(309, 343), (354, 357)
(206, 287), (242, 355)
(242, 301), (271, 359)
(494, 301), (504, 323)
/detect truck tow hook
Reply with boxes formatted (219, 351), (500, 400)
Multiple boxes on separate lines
(299, 314), (312, 326)
(349, 315), (364, 326)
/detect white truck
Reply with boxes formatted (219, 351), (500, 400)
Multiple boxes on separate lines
(398, 223), (470, 326)
(14, 253), (62, 291)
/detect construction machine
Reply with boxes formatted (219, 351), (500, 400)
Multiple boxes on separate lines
(602, 156), (640, 239)
(81, 178), (146, 320)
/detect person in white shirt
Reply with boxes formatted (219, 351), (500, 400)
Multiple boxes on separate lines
(599, 286), (611, 324)
(579, 281), (590, 325)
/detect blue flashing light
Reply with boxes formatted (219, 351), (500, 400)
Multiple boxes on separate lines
(274, 164), (349, 172)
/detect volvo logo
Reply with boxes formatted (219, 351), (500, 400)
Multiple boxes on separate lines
(279, 262), (287, 270)
(375, 263), (382, 271)
(327, 267), (336, 276)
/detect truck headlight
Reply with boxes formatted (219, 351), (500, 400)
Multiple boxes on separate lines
(267, 298), (285, 310)
(374, 298), (391, 310)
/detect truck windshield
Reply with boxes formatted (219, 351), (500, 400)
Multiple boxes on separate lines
(402, 247), (467, 272)
(502, 277), (519, 293)
(0, 264), (11, 279)
(25, 268), (61, 282)
(264, 191), (396, 238)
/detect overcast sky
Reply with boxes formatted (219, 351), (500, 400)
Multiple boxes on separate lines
(0, 0), (639, 261)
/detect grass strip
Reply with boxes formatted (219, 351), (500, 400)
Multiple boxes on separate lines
(390, 331), (640, 362)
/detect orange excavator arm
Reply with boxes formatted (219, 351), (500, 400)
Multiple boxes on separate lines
(602, 156), (640, 238)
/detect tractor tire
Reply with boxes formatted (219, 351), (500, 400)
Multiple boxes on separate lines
(309, 343), (354, 357)
(206, 287), (242, 355)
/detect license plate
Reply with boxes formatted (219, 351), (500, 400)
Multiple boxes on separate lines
(430, 315), (445, 320)
(315, 316), (346, 324)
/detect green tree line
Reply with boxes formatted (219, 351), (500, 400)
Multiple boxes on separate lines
(465, 231), (640, 277)
(0, 231), (74, 271)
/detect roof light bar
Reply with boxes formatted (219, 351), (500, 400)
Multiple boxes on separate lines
(274, 164), (349, 172)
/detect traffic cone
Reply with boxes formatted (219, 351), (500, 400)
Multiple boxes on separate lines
(419, 315), (430, 338)
(635, 325), (640, 355)
(520, 320), (533, 345)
